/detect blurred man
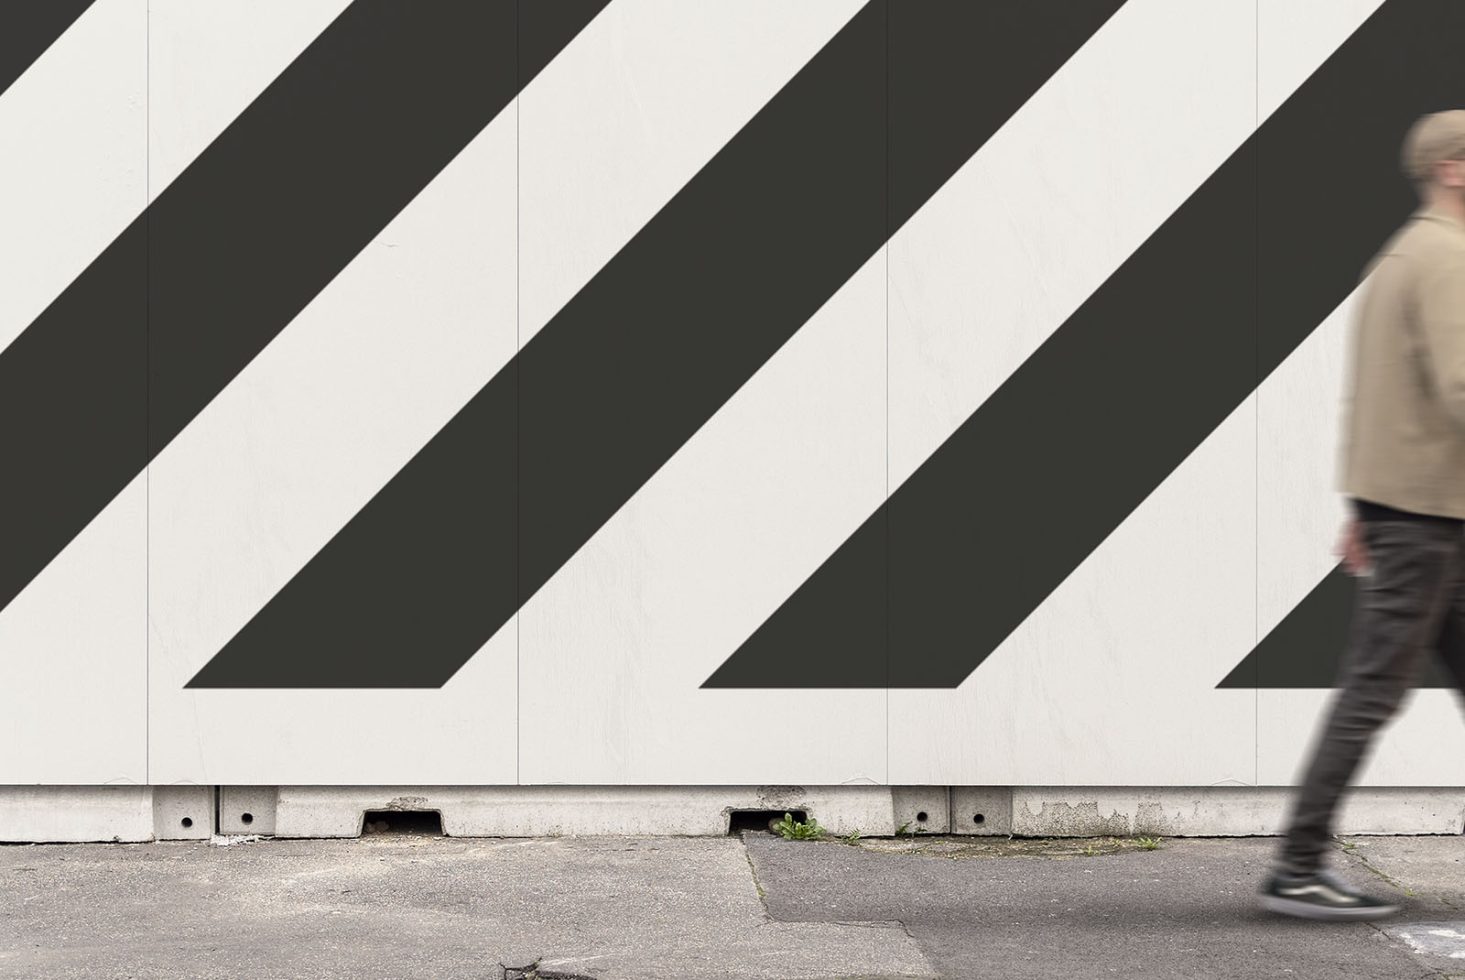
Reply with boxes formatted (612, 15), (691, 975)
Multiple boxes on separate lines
(1259, 109), (1465, 921)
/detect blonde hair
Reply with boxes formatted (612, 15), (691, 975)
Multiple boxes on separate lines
(1402, 109), (1465, 189)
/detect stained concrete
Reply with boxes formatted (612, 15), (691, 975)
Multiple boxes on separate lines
(5, 831), (1465, 979)
(0, 836), (934, 980)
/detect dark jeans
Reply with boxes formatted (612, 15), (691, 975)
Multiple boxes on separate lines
(1275, 517), (1465, 877)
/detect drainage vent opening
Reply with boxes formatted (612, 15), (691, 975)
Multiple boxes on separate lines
(361, 810), (443, 837)
(240, 812), (254, 825)
(180, 817), (193, 829)
(728, 809), (808, 835)
(916, 811), (928, 823)
(973, 813), (986, 825)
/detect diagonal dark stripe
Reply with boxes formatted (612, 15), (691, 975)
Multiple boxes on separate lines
(0, 0), (94, 100)
(702, 0), (1465, 689)
(1217, 565), (1459, 689)
(188, 0), (1126, 688)
(0, 0), (607, 617)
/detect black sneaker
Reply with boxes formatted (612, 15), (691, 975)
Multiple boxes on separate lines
(1259, 867), (1400, 921)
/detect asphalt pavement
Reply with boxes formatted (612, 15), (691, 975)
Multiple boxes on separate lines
(4, 830), (1465, 979)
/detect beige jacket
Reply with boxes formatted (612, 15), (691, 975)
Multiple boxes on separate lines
(1339, 203), (1465, 518)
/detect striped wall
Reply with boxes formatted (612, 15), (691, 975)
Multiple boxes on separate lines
(2, 0), (1463, 787)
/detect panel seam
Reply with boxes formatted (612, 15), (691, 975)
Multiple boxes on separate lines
(145, 0), (151, 787)
(515, 0), (522, 787)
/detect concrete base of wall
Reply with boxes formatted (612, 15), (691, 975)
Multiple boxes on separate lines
(0, 786), (213, 843)
(1008, 787), (1465, 837)
(271, 785), (900, 838)
(3, 786), (1464, 843)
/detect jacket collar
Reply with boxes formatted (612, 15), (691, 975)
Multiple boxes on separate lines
(1414, 201), (1465, 234)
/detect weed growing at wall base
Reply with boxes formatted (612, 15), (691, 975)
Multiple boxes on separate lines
(772, 812), (825, 840)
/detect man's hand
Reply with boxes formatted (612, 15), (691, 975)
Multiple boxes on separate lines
(1335, 518), (1370, 576)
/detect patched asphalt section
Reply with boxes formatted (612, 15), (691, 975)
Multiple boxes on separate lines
(744, 833), (1454, 979)
(0, 836), (936, 980)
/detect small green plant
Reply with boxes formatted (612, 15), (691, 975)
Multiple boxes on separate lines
(772, 812), (825, 840)
(1134, 836), (1162, 851)
(894, 820), (928, 837)
(842, 829), (862, 844)
(1081, 842), (1101, 857)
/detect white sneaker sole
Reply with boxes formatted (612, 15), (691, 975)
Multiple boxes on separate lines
(1260, 894), (1400, 921)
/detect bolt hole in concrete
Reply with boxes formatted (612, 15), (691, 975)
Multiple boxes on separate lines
(180, 817), (193, 829)
(916, 811), (928, 823)
(361, 810), (444, 836)
(240, 812), (254, 825)
(727, 809), (808, 834)
(974, 813), (985, 825)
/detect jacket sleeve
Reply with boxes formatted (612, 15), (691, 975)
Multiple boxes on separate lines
(1418, 242), (1465, 430)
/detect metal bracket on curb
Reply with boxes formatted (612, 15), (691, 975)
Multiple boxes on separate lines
(950, 787), (1014, 835)
(152, 785), (213, 840)
(219, 786), (278, 836)
(892, 786), (951, 834)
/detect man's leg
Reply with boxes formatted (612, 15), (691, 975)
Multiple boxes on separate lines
(1274, 519), (1462, 877)
(1425, 527), (1465, 709)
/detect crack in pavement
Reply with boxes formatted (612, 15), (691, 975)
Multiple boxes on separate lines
(1337, 837), (1417, 898)
(740, 832), (772, 916)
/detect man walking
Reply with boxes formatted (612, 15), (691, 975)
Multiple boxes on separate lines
(1259, 109), (1465, 922)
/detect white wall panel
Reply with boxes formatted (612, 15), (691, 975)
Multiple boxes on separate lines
(518, 0), (864, 343)
(145, 6), (518, 784)
(0, 0), (348, 358)
(1257, 0), (1388, 123)
(891, 401), (1258, 786)
(0, 0), (145, 784)
(0, 0), (144, 357)
(886, 0), (1257, 785)
(5, 0), (1463, 793)
(147, 0), (351, 196)
(518, 0), (882, 784)
(519, 255), (887, 785)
